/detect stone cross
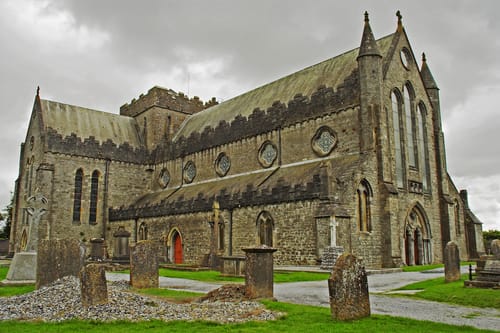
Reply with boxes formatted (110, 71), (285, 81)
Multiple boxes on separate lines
(25, 192), (48, 252)
(329, 217), (338, 247)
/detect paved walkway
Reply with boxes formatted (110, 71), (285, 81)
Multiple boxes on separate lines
(107, 267), (500, 331)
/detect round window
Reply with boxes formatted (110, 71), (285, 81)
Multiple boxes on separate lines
(400, 48), (411, 69)
(258, 141), (277, 168)
(183, 161), (197, 183)
(215, 152), (231, 177)
(311, 126), (337, 157)
(158, 168), (170, 188)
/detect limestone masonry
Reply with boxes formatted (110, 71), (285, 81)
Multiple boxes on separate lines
(9, 12), (484, 268)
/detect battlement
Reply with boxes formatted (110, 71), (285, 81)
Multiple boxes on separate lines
(120, 86), (218, 117)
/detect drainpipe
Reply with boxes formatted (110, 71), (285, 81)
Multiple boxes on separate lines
(228, 208), (233, 256)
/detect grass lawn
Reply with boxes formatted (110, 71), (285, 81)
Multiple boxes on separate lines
(0, 300), (494, 333)
(156, 268), (330, 283)
(0, 266), (35, 297)
(401, 262), (475, 273)
(393, 274), (500, 309)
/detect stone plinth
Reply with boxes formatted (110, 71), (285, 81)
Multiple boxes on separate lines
(320, 246), (344, 270)
(2, 252), (37, 284)
(113, 226), (131, 262)
(328, 253), (370, 321)
(37, 239), (83, 289)
(243, 246), (277, 299)
(80, 264), (108, 307)
(130, 240), (158, 289)
(221, 256), (246, 277)
(465, 239), (500, 288)
(90, 238), (105, 261)
(444, 241), (460, 283)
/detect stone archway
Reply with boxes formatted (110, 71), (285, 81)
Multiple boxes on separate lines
(403, 205), (431, 266)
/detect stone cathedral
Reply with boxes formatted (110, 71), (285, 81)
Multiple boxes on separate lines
(9, 13), (485, 269)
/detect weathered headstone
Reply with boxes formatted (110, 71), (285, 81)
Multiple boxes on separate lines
(90, 238), (105, 261)
(444, 241), (461, 282)
(243, 245), (277, 299)
(130, 240), (158, 289)
(80, 264), (108, 307)
(328, 253), (370, 320)
(36, 239), (83, 289)
(491, 239), (500, 259)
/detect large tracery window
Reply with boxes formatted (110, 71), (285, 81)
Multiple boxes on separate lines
(89, 170), (99, 224)
(391, 91), (404, 188)
(403, 84), (417, 168)
(417, 102), (431, 192)
(357, 180), (372, 232)
(72, 169), (83, 223)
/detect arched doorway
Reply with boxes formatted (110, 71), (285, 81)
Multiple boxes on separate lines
(257, 211), (274, 247)
(404, 205), (432, 265)
(172, 231), (183, 264)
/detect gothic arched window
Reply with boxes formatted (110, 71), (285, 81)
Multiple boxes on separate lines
(89, 170), (99, 224)
(417, 102), (431, 192)
(403, 83), (417, 168)
(72, 169), (83, 223)
(357, 180), (372, 232)
(257, 211), (274, 247)
(139, 222), (148, 241)
(391, 90), (404, 188)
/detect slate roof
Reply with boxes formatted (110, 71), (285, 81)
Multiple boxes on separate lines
(174, 33), (395, 140)
(40, 99), (143, 148)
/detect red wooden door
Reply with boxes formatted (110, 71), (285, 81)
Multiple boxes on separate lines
(173, 233), (183, 264)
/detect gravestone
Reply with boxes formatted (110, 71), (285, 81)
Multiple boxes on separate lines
(444, 241), (461, 282)
(320, 217), (344, 270)
(243, 245), (277, 299)
(36, 239), (83, 289)
(328, 253), (370, 320)
(130, 240), (158, 288)
(465, 239), (500, 288)
(80, 263), (108, 307)
(89, 238), (105, 261)
(3, 193), (48, 284)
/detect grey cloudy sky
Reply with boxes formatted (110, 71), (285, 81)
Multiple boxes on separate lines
(1, 0), (499, 230)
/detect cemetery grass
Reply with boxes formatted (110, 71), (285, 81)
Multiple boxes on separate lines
(116, 268), (330, 283)
(0, 300), (494, 333)
(394, 274), (500, 309)
(0, 266), (35, 297)
(401, 262), (475, 272)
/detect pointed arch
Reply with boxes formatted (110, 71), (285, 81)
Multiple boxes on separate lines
(391, 89), (404, 188)
(167, 228), (183, 264)
(89, 170), (100, 224)
(357, 179), (373, 232)
(256, 211), (274, 246)
(72, 168), (83, 223)
(403, 82), (417, 168)
(403, 203), (432, 265)
(417, 102), (431, 192)
(138, 222), (148, 241)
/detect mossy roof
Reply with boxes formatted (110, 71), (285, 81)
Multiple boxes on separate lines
(174, 33), (395, 140)
(40, 99), (143, 148)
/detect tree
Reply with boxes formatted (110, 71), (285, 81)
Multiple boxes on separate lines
(483, 229), (500, 254)
(0, 193), (13, 239)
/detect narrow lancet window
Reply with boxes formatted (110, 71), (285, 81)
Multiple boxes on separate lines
(72, 169), (83, 223)
(357, 180), (372, 232)
(392, 91), (404, 187)
(417, 103), (430, 192)
(89, 170), (99, 224)
(404, 84), (417, 168)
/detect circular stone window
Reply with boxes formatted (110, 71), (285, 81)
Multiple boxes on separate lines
(258, 141), (278, 168)
(312, 126), (337, 156)
(158, 168), (170, 188)
(183, 161), (197, 184)
(215, 152), (231, 177)
(400, 48), (411, 69)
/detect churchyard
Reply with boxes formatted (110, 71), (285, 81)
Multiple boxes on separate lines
(1, 246), (499, 333)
